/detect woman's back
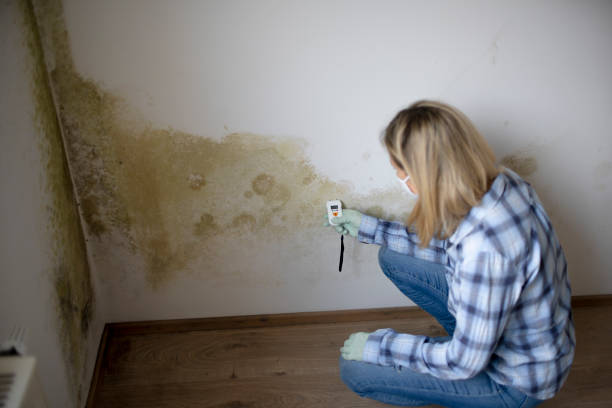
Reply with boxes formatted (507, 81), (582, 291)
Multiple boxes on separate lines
(494, 169), (574, 396)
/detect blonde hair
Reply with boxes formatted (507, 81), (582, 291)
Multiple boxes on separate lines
(383, 100), (499, 247)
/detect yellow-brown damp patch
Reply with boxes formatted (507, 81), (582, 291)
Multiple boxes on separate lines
(194, 213), (218, 237)
(252, 173), (275, 195)
(500, 154), (538, 178)
(187, 173), (206, 190)
(231, 213), (257, 232)
(29, 0), (413, 293)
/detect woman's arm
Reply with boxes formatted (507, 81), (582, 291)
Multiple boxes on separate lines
(362, 252), (522, 379)
(358, 214), (448, 265)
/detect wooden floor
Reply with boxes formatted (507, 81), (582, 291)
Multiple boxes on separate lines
(87, 298), (612, 407)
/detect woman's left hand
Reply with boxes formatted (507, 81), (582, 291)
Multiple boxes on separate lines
(323, 209), (364, 237)
(340, 332), (371, 361)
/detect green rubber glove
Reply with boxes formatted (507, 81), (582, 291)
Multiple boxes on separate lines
(323, 209), (364, 237)
(340, 332), (370, 361)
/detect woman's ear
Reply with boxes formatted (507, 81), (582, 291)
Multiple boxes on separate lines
(390, 156), (409, 179)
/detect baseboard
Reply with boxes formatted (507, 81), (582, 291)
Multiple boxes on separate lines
(570, 294), (612, 308)
(107, 305), (428, 336)
(85, 324), (111, 408)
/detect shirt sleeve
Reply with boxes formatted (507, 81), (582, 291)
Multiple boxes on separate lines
(362, 252), (522, 380)
(357, 214), (447, 265)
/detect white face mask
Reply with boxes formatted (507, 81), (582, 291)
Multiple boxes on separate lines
(396, 174), (418, 198)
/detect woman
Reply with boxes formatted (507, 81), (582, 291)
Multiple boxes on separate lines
(327, 100), (575, 407)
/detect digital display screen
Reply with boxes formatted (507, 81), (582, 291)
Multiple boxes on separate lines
(331, 205), (338, 210)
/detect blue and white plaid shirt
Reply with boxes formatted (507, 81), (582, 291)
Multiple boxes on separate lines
(358, 168), (575, 400)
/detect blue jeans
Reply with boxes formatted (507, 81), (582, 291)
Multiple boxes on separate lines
(339, 246), (544, 408)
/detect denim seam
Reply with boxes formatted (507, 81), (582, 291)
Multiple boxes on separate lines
(517, 395), (529, 408)
(355, 382), (502, 398)
(364, 390), (428, 406)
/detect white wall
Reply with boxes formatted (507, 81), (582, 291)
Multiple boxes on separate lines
(0, 1), (103, 406)
(47, 1), (612, 322)
(1, 2), (72, 405)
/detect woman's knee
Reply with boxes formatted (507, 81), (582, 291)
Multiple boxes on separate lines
(377, 246), (398, 279)
(378, 246), (419, 286)
(338, 356), (358, 387)
(377, 245), (390, 268)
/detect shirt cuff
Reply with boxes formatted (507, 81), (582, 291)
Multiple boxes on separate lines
(358, 214), (379, 244)
(362, 328), (392, 365)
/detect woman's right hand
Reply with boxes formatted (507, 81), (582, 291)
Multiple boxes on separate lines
(323, 209), (364, 237)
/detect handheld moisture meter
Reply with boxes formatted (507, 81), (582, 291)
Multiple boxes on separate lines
(326, 200), (343, 226)
(326, 199), (345, 272)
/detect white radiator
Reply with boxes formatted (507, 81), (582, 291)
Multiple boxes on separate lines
(0, 357), (47, 408)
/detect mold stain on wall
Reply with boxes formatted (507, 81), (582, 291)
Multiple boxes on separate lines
(30, 0), (410, 291)
(500, 153), (538, 178)
(19, 0), (94, 405)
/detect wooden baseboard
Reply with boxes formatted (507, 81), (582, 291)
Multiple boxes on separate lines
(106, 294), (612, 336)
(85, 324), (110, 408)
(108, 305), (428, 336)
(570, 294), (612, 308)
(85, 294), (612, 406)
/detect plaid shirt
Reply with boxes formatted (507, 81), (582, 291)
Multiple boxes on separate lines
(358, 168), (575, 400)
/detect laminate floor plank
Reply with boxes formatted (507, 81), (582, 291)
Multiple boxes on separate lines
(89, 304), (612, 407)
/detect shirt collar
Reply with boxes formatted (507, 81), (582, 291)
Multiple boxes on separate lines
(447, 170), (508, 246)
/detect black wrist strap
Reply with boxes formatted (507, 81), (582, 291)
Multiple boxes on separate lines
(339, 234), (344, 272)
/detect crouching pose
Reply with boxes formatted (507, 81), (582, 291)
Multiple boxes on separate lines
(326, 100), (575, 408)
